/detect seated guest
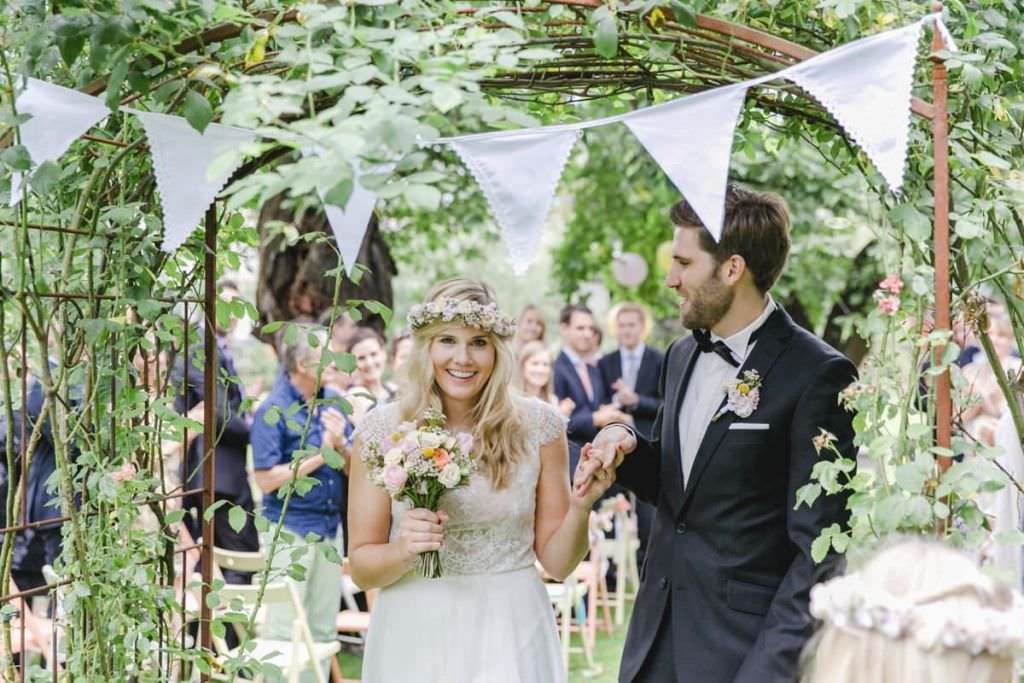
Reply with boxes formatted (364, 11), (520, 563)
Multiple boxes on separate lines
(801, 538), (1024, 683)
(515, 341), (574, 418)
(513, 304), (547, 351)
(344, 328), (395, 426)
(251, 327), (349, 676)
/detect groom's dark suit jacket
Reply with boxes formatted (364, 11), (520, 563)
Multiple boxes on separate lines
(615, 307), (856, 683)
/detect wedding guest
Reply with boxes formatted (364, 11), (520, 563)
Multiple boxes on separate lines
(554, 304), (630, 476)
(585, 323), (604, 366)
(801, 539), (1024, 683)
(251, 327), (349, 679)
(0, 370), (65, 594)
(599, 303), (664, 439)
(389, 330), (413, 381)
(961, 302), (1020, 445)
(598, 302), (663, 566)
(516, 341), (575, 418)
(321, 310), (359, 393)
(345, 328), (396, 426)
(176, 280), (260, 583)
(514, 304), (547, 351)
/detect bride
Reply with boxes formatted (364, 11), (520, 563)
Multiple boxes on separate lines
(348, 278), (615, 682)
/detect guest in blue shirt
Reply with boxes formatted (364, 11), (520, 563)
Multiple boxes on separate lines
(251, 326), (349, 676)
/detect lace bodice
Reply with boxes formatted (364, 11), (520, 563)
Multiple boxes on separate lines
(355, 396), (566, 576)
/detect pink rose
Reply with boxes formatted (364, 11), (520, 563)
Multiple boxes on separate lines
(456, 432), (474, 456)
(383, 464), (408, 494)
(877, 296), (900, 316)
(879, 274), (904, 295)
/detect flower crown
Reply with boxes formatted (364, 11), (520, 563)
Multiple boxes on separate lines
(407, 298), (516, 338)
(809, 572), (1024, 657)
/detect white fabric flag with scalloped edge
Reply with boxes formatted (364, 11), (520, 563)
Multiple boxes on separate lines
(781, 21), (924, 192)
(132, 110), (256, 252)
(320, 165), (392, 277)
(9, 78), (110, 205)
(449, 129), (580, 274)
(624, 84), (749, 241)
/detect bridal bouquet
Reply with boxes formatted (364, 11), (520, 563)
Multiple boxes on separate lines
(362, 408), (475, 578)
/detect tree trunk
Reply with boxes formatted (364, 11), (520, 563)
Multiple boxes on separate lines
(255, 195), (397, 341)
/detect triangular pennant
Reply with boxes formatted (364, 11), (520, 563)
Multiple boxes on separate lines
(625, 85), (748, 241)
(132, 110), (256, 252)
(9, 78), (110, 205)
(782, 21), (923, 191)
(450, 130), (579, 274)
(320, 166), (391, 277)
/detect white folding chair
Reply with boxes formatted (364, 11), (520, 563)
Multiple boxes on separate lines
(209, 581), (340, 683)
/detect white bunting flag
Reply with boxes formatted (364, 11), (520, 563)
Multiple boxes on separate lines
(783, 21), (924, 191)
(321, 165), (392, 277)
(9, 78), (110, 205)
(450, 130), (580, 274)
(132, 110), (255, 252)
(625, 84), (749, 241)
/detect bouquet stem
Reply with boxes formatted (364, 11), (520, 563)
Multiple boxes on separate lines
(418, 550), (442, 579)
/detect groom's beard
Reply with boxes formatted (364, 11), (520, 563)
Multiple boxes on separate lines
(681, 274), (734, 331)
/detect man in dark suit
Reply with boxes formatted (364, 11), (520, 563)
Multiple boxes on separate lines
(177, 281), (259, 583)
(599, 302), (664, 566)
(579, 185), (857, 683)
(599, 303), (664, 439)
(553, 304), (628, 473)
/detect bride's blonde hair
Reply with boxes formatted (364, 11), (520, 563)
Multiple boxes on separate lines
(397, 278), (527, 489)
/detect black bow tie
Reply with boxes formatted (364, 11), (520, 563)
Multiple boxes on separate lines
(692, 328), (740, 367)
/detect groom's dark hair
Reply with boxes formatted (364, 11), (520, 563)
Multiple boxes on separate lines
(669, 184), (790, 294)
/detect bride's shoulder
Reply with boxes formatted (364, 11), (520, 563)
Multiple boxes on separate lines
(513, 394), (566, 446)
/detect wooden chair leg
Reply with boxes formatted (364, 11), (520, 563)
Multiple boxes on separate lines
(330, 655), (344, 683)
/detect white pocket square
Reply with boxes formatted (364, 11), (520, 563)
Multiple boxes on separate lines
(729, 422), (770, 431)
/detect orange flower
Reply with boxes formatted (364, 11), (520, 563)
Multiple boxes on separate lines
(434, 449), (451, 469)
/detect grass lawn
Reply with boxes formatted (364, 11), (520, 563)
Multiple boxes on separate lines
(336, 604), (632, 682)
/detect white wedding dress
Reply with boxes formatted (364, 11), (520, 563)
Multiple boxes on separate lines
(357, 396), (566, 683)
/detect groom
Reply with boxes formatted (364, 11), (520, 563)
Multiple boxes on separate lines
(580, 185), (857, 682)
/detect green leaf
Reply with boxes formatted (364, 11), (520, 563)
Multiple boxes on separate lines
(29, 161), (61, 194)
(228, 505), (247, 533)
(55, 22), (87, 67)
(183, 90), (214, 134)
(811, 532), (832, 563)
(203, 499), (228, 521)
(431, 84), (464, 114)
(106, 57), (130, 111)
(594, 16), (619, 58)
(1, 145), (32, 172)
(261, 321), (284, 334)
(324, 179), (354, 208)
(322, 446), (344, 470)
(405, 184), (441, 211)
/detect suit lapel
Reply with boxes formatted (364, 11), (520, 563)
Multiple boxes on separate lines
(678, 308), (795, 514)
(662, 340), (699, 520)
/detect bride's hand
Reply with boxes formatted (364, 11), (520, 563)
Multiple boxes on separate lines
(570, 457), (616, 509)
(396, 508), (448, 563)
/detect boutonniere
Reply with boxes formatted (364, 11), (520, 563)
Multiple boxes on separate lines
(713, 369), (763, 421)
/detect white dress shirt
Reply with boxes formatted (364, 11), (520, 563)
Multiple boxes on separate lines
(619, 343), (646, 391)
(678, 297), (777, 483)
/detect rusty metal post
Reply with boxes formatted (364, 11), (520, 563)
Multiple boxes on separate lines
(200, 205), (217, 676)
(931, 3), (953, 472)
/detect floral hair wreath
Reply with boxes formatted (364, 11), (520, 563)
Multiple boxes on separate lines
(809, 572), (1024, 658)
(407, 298), (517, 339)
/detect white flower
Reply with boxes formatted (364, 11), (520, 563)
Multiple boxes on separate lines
(439, 462), (462, 488)
(444, 435), (457, 451)
(383, 448), (404, 466)
(419, 432), (444, 449)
